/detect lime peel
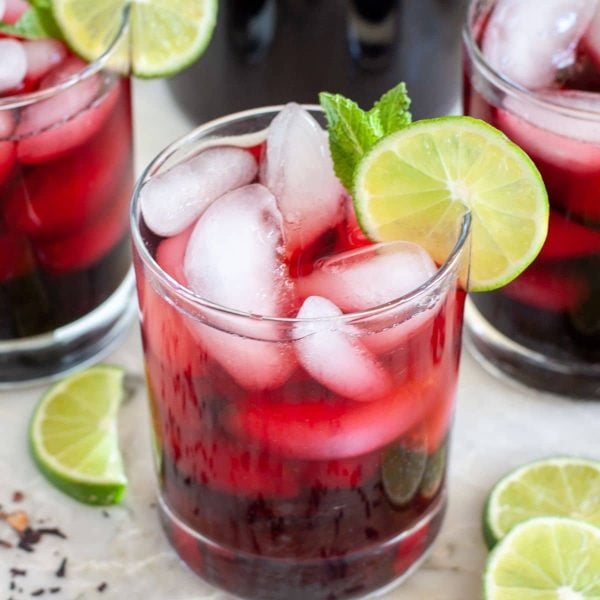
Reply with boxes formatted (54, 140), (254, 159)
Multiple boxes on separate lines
(353, 116), (549, 292)
(483, 456), (600, 548)
(29, 365), (128, 506)
(52, 0), (218, 78)
(484, 517), (600, 600)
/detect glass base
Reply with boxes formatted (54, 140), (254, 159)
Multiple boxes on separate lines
(159, 492), (446, 600)
(465, 300), (600, 400)
(0, 270), (136, 388)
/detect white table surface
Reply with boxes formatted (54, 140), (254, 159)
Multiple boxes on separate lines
(0, 79), (598, 600)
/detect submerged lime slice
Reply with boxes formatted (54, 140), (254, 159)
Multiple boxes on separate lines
(484, 517), (600, 600)
(52, 0), (218, 77)
(29, 365), (127, 505)
(483, 457), (600, 549)
(353, 116), (549, 291)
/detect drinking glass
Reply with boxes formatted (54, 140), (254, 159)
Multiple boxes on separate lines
(463, 0), (600, 398)
(131, 107), (471, 599)
(0, 15), (135, 386)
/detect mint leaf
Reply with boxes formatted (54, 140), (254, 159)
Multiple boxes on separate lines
(0, 5), (63, 40)
(319, 92), (378, 191)
(319, 83), (412, 193)
(370, 82), (412, 136)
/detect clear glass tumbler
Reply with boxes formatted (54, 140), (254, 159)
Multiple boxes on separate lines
(463, 0), (600, 398)
(0, 16), (135, 386)
(131, 107), (471, 599)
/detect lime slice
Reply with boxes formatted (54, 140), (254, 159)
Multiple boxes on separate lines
(353, 116), (549, 291)
(483, 457), (600, 549)
(484, 517), (600, 600)
(52, 0), (218, 78)
(30, 365), (127, 506)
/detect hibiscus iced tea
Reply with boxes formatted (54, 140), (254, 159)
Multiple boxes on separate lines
(132, 106), (470, 599)
(0, 3), (134, 384)
(464, 0), (600, 397)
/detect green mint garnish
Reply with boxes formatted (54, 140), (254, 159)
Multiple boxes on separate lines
(0, 1), (63, 40)
(371, 84), (412, 137)
(318, 94), (379, 193)
(319, 83), (412, 191)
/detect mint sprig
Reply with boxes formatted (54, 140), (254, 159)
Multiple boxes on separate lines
(0, 1), (63, 40)
(319, 83), (412, 192)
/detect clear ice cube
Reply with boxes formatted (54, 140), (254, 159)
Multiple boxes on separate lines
(0, 39), (26, 94)
(297, 242), (439, 353)
(298, 241), (437, 311)
(584, 3), (600, 65)
(482, 0), (597, 89)
(260, 103), (344, 252)
(16, 57), (100, 137)
(184, 183), (296, 390)
(23, 39), (68, 83)
(293, 295), (393, 402)
(2, 0), (28, 24)
(141, 146), (258, 237)
(500, 90), (600, 172)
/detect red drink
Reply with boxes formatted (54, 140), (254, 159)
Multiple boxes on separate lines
(132, 106), (469, 599)
(464, 0), (600, 397)
(0, 8), (134, 384)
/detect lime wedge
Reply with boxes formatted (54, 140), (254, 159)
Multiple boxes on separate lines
(29, 365), (127, 505)
(52, 0), (218, 78)
(484, 517), (600, 600)
(483, 457), (600, 549)
(353, 116), (549, 291)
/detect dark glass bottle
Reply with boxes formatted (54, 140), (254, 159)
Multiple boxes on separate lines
(168, 0), (468, 121)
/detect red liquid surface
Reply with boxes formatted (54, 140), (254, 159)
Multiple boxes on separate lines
(0, 50), (133, 339)
(464, 11), (600, 375)
(137, 157), (465, 598)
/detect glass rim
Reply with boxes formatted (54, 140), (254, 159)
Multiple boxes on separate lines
(130, 104), (472, 325)
(463, 0), (600, 123)
(0, 5), (129, 110)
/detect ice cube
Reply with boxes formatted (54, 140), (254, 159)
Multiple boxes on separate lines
(482, 0), (596, 89)
(584, 4), (600, 66)
(0, 110), (14, 139)
(293, 296), (393, 402)
(6, 98), (128, 237)
(227, 376), (436, 460)
(16, 79), (120, 165)
(16, 57), (100, 138)
(34, 176), (130, 274)
(2, 0), (28, 24)
(499, 90), (600, 172)
(23, 39), (68, 84)
(0, 39), (26, 95)
(142, 229), (203, 379)
(540, 210), (600, 260)
(141, 147), (258, 237)
(155, 224), (194, 285)
(297, 242), (439, 353)
(298, 242), (437, 310)
(184, 183), (296, 390)
(261, 103), (344, 252)
(502, 264), (588, 312)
